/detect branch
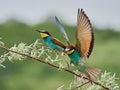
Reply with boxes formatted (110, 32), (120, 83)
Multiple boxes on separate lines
(0, 45), (110, 90)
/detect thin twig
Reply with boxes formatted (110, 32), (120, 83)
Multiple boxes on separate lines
(0, 45), (110, 90)
(71, 81), (90, 90)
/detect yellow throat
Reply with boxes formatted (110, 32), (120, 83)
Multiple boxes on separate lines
(40, 33), (48, 38)
(66, 49), (74, 55)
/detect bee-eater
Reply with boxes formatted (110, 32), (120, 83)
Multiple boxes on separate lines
(36, 30), (65, 51)
(55, 9), (101, 79)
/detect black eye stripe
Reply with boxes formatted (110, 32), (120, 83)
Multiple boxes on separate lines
(65, 48), (74, 51)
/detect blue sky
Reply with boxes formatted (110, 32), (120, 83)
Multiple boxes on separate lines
(0, 0), (120, 29)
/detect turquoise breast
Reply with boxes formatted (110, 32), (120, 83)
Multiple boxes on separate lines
(44, 36), (64, 51)
(68, 50), (80, 65)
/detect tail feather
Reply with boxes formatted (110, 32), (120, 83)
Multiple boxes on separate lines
(86, 67), (102, 79)
(74, 67), (101, 84)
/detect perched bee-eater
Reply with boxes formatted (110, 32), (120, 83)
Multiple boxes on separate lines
(55, 9), (101, 79)
(36, 30), (65, 51)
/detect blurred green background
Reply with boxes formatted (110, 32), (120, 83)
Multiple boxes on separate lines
(0, 18), (120, 90)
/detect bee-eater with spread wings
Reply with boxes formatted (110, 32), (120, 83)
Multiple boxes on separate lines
(55, 8), (101, 79)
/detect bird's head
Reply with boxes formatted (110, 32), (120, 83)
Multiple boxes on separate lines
(64, 46), (75, 55)
(36, 30), (51, 38)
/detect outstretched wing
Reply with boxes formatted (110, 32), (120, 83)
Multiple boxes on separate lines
(52, 37), (66, 49)
(55, 16), (70, 45)
(76, 8), (94, 60)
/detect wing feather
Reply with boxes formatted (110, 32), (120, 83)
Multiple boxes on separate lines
(52, 37), (66, 49)
(76, 8), (94, 60)
(55, 16), (70, 44)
